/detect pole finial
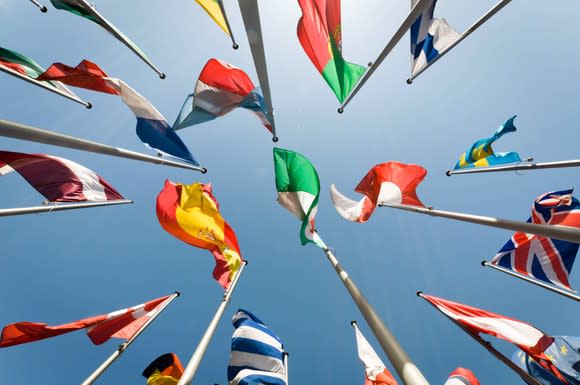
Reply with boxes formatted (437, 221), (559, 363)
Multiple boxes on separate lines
(86, 102), (93, 109)
(337, 107), (344, 114)
(159, 73), (166, 80)
(272, 136), (279, 143)
(416, 291), (423, 297)
(201, 167), (208, 174)
(445, 170), (451, 176)
(174, 290), (181, 296)
(350, 320), (357, 327)
(40, 6), (47, 12)
(233, 43), (239, 50)
(480, 260), (487, 267)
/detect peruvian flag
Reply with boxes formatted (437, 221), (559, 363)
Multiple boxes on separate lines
(0, 295), (171, 347)
(331, 161), (426, 222)
(353, 322), (398, 385)
(444, 368), (480, 385)
(0, 151), (124, 202)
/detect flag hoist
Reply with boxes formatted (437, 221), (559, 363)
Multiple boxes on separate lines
(273, 148), (430, 385)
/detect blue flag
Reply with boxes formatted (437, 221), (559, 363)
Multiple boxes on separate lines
(512, 336), (580, 385)
(453, 115), (521, 170)
(228, 309), (286, 385)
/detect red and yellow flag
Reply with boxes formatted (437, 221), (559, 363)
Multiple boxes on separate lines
(156, 181), (243, 289)
(142, 353), (184, 385)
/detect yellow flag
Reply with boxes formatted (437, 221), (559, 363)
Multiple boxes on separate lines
(195, 0), (230, 35)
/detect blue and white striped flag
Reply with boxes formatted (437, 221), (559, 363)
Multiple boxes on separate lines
(410, 0), (460, 77)
(228, 309), (287, 385)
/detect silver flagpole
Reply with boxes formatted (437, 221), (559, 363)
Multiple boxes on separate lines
(0, 119), (207, 173)
(482, 261), (580, 302)
(0, 199), (132, 218)
(337, 0), (432, 113)
(446, 159), (580, 176)
(417, 292), (543, 385)
(379, 202), (580, 244)
(80, 292), (180, 385)
(407, 0), (512, 84)
(217, 0), (239, 49)
(177, 261), (248, 385)
(69, 0), (165, 79)
(237, 0), (278, 142)
(317, 234), (430, 385)
(0, 66), (90, 108)
(29, 0), (47, 12)
(283, 352), (289, 385)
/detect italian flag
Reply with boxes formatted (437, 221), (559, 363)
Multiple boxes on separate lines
(273, 148), (324, 247)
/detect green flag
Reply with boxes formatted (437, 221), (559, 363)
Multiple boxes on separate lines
(273, 147), (324, 247)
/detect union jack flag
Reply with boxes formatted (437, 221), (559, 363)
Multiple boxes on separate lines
(491, 189), (580, 291)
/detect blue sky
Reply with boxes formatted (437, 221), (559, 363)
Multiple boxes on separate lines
(1, 1), (579, 384)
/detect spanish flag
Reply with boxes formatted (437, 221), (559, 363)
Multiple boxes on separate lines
(142, 353), (184, 385)
(156, 181), (243, 289)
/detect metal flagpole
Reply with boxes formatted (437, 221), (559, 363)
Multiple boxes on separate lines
(407, 0), (512, 84)
(446, 159), (580, 176)
(237, 0), (278, 142)
(80, 292), (180, 385)
(177, 261), (248, 385)
(482, 261), (580, 302)
(72, 0), (165, 79)
(316, 233), (430, 385)
(417, 292), (544, 385)
(283, 352), (289, 384)
(379, 202), (580, 244)
(0, 66), (90, 108)
(0, 119), (207, 173)
(29, 0), (47, 12)
(217, 0), (239, 49)
(337, 0), (432, 113)
(0, 199), (132, 218)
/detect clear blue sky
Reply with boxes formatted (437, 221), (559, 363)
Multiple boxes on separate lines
(1, 1), (579, 384)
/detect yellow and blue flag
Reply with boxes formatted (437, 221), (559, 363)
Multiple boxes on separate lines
(453, 115), (521, 170)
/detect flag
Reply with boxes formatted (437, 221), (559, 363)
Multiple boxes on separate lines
(454, 116), (521, 170)
(142, 353), (184, 385)
(0, 295), (171, 347)
(195, 0), (230, 35)
(0, 46), (80, 98)
(421, 293), (566, 381)
(296, 0), (366, 103)
(410, 0), (461, 77)
(0, 150), (124, 202)
(172, 58), (273, 134)
(444, 368), (480, 385)
(49, 0), (159, 75)
(273, 147), (323, 247)
(491, 189), (580, 291)
(156, 181), (243, 289)
(330, 161), (427, 223)
(352, 322), (398, 385)
(228, 309), (287, 385)
(37, 60), (198, 165)
(513, 336), (580, 385)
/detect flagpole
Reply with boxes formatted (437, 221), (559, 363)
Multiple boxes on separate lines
(0, 199), (132, 218)
(337, 0), (432, 113)
(73, 0), (165, 79)
(177, 261), (248, 385)
(0, 119), (207, 173)
(0, 66), (90, 108)
(217, 0), (239, 49)
(29, 0), (47, 12)
(417, 292), (543, 385)
(407, 0), (512, 84)
(446, 159), (580, 176)
(283, 352), (289, 384)
(379, 202), (580, 244)
(482, 261), (580, 302)
(237, 0), (278, 142)
(316, 233), (430, 385)
(80, 292), (180, 385)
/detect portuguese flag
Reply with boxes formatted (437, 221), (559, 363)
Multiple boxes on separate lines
(297, 0), (366, 103)
(273, 148), (323, 247)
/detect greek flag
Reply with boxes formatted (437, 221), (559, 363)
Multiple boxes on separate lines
(228, 309), (287, 385)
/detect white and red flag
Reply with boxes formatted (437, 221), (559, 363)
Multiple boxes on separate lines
(0, 150), (124, 202)
(330, 161), (426, 222)
(0, 295), (171, 347)
(353, 322), (398, 385)
(444, 368), (480, 385)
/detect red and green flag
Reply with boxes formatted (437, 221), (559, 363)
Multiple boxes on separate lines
(297, 0), (366, 103)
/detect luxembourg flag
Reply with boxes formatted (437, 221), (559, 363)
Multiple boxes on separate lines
(410, 0), (460, 77)
(330, 162), (427, 223)
(37, 60), (198, 165)
(172, 58), (274, 136)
